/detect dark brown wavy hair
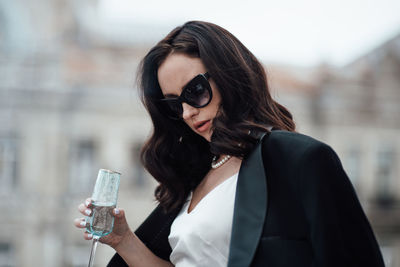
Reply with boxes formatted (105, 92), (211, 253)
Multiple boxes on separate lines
(137, 21), (296, 213)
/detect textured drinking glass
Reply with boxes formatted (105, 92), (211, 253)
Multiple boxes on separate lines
(86, 169), (121, 267)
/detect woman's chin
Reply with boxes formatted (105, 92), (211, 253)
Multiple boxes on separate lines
(198, 130), (212, 142)
(204, 131), (213, 142)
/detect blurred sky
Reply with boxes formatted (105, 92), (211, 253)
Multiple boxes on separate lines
(97, 0), (400, 67)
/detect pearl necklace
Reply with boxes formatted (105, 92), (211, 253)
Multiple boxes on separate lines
(211, 155), (232, 169)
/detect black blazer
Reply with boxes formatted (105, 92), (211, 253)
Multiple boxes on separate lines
(108, 130), (385, 267)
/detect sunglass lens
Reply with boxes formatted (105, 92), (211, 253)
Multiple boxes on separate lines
(184, 81), (211, 107)
(164, 100), (182, 119)
(165, 101), (182, 118)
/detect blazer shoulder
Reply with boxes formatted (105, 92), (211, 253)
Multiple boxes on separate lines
(264, 130), (333, 158)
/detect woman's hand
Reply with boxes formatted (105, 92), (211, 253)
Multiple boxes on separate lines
(74, 198), (173, 266)
(74, 198), (132, 249)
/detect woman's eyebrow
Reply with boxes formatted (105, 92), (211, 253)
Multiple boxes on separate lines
(163, 75), (193, 98)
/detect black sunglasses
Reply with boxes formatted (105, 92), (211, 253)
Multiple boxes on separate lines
(160, 72), (212, 119)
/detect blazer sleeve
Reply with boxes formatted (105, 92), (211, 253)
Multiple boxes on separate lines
(107, 204), (175, 266)
(297, 143), (385, 267)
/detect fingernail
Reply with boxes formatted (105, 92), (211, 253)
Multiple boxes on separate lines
(80, 221), (86, 227)
(85, 200), (90, 206)
(88, 234), (93, 239)
(114, 208), (120, 215)
(85, 209), (91, 215)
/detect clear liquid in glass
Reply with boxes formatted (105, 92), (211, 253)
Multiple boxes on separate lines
(86, 202), (116, 238)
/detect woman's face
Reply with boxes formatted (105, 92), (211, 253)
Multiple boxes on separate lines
(157, 53), (221, 142)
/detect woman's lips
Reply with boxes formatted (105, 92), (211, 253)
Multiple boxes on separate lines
(195, 120), (211, 133)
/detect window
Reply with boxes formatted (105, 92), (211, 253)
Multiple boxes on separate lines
(131, 143), (146, 188)
(375, 146), (396, 206)
(69, 140), (97, 193)
(0, 242), (15, 267)
(0, 138), (17, 194)
(344, 147), (361, 189)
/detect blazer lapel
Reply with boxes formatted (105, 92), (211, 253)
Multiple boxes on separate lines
(227, 133), (269, 267)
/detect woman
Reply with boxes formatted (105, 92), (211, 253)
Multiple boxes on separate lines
(75, 21), (385, 267)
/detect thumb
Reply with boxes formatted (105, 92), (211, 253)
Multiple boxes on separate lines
(113, 208), (128, 227)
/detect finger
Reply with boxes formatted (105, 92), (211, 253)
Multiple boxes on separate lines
(83, 232), (93, 240)
(113, 207), (125, 218)
(74, 218), (87, 228)
(85, 198), (92, 208)
(113, 207), (123, 217)
(78, 203), (92, 216)
(113, 208), (128, 227)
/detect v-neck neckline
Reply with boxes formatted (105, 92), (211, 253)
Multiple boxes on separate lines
(186, 172), (238, 214)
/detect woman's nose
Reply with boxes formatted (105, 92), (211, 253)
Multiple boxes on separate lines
(182, 103), (199, 120)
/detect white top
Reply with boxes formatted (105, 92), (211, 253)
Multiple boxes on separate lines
(168, 172), (239, 267)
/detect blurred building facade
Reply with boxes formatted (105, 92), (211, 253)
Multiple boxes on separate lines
(0, 0), (399, 266)
(0, 0), (159, 266)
